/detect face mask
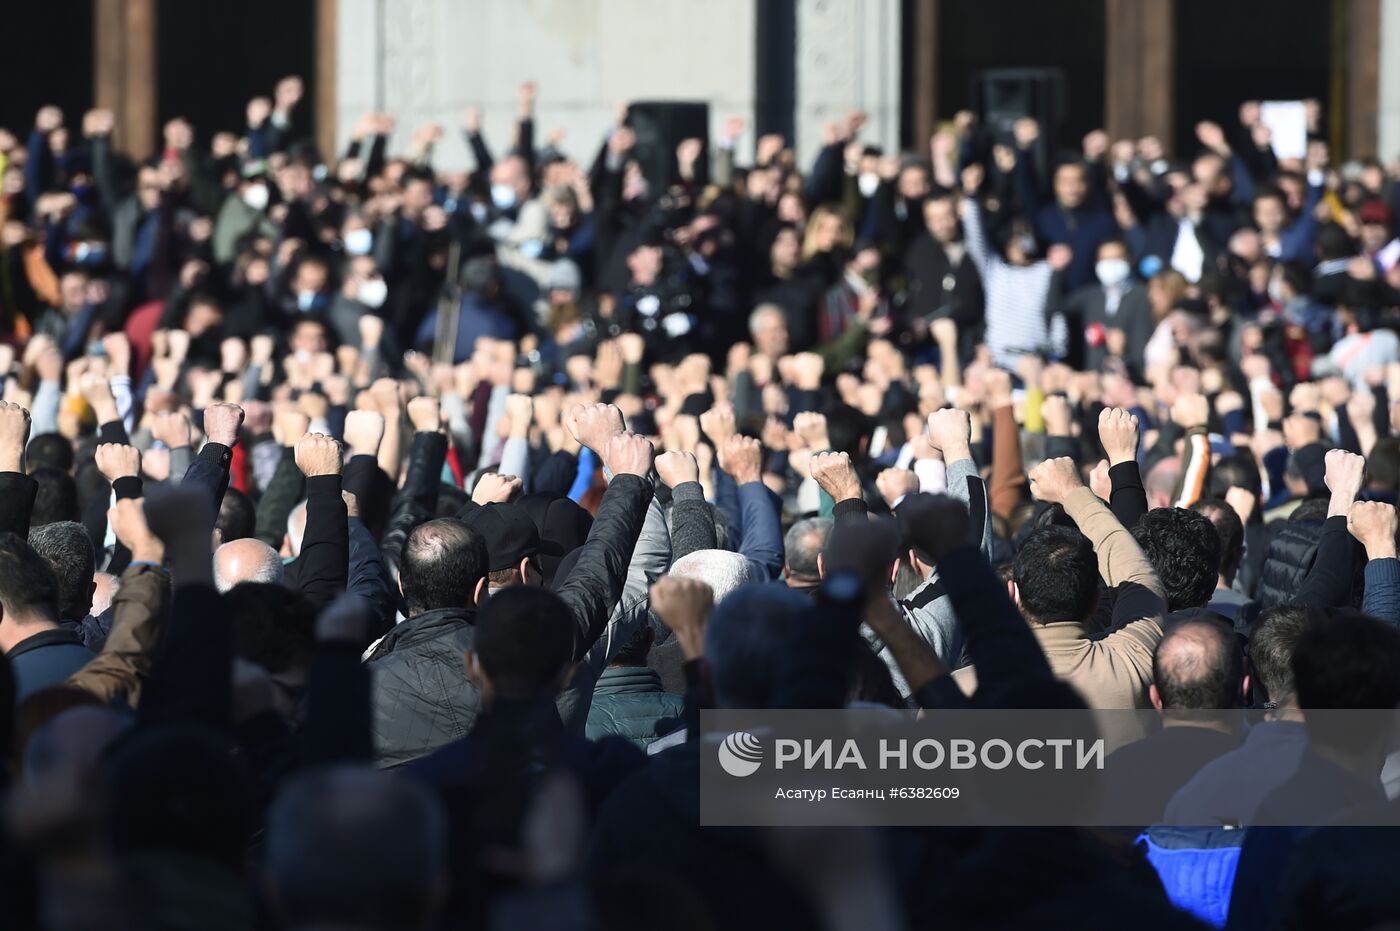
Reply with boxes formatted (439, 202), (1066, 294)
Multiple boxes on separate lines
(1095, 258), (1130, 287)
(857, 172), (881, 198)
(242, 183), (270, 211)
(1267, 278), (1285, 303)
(296, 290), (322, 312)
(357, 278), (388, 308)
(344, 228), (373, 256)
(72, 242), (109, 266)
(490, 184), (517, 210)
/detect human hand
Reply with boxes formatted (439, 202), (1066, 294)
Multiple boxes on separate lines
(203, 402), (245, 447)
(272, 405), (310, 447)
(295, 433), (344, 477)
(1171, 393), (1210, 430)
(925, 407), (971, 461)
(984, 368), (1013, 408)
(1028, 456), (1083, 505)
(648, 576), (713, 659)
(1089, 459), (1112, 501)
(406, 396), (442, 433)
(1012, 117), (1040, 149)
(1324, 448), (1366, 518)
(1041, 394), (1072, 436)
(94, 443), (141, 482)
(343, 409), (386, 457)
(655, 450), (700, 488)
(108, 497), (163, 564)
(150, 410), (192, 449)
(1282, 413), (1322, 450)
(471, 472), (522, 505)
(79, 372), (119, 423)
(809, 450), (862, 503)
(567, 402), (626, 454)
(0, 400), (31, 473)
(876, 468), (919, 508)
(504, 393), (534, 439)
(788, 352), (824, 391)
(717, 435), (762, 485)
(603, 432), (655, 479)
(793, 411), (830, 451)
(1348, 501), (1399, 560)
(1098, 407), (1140, 465)
(894, 493), (972, 563)
(101, 332), (131, 377)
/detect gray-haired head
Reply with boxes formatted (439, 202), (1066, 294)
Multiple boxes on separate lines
(705, 583), (811, 708)
(213, 538), (285, 594)
(783, 517), (832, 585)
(669, 549), (756, 605)
(28, 520), (96, 621)
(263, 765), (447, 930)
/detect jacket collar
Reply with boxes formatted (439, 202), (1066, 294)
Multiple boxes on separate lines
(375, 607), (475, 653)
(595, 666), (665, 694)
(6, 626), (84, 659)
(1033, 621), (1091, 646)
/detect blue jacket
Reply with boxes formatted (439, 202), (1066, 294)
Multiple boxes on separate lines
(1140, 826), (1246, 928)
(9, 628), (95, 700)
(585, 666), (684, 747)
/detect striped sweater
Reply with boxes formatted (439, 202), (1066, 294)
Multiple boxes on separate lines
(962, 197), (1056, 367)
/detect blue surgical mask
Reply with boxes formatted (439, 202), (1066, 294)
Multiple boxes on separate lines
(72, 242), (109, 266)
(491, 184), (518, 210)
(296, 290), (324, 312)
(344, 227), (373, 256)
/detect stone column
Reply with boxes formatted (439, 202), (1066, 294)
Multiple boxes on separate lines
(795, 0), (902, 166)
(93, 0), (157, 159)
(1379, 0), (1400, 160)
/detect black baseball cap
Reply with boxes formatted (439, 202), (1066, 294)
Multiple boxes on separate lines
(463, 503), (541, 573)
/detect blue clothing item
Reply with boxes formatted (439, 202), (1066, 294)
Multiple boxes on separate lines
(1273, 182), (1324, 264)
(1362, 557), (1400, 626)
(347, 517), (395, 632)
(414, 293), (518, 363)
(567, 448), (596, 503)
(736, 479), (784, 581)
(9, 628), (95, 701)
(1164, 720), (1308, 827)
(1140, 826), (1245, 928)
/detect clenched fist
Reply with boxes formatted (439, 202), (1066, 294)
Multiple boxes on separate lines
(648, 575), (714, 659)
(604, 432), (655, 479)
(471, 472), (521, 505)
(203, 402), (245, 447)
(343, 409), (386, 457)
(567, 402), (626, 454)
(0, 400), (31, 473)
(151, 410), (192, 449)
(926, 407), (972, 460)
(406, 396), (442, 433)
(1098, 407), (1140, 466)
(1348, 501), (1399, 560)
(94, 443), (141, 482)
(1028, 456), (1083, 505)
(876, 468), (919, 508)
(295, 433), (344, 478)
(700, 402), (737, 448)
(717, 435), (762, 485)
(1325, 448), (1366, 518)
(655, 450), (700, 489)
(108, 498), (163, 564)
(810, 450), (862, 503)
(793, 411), (830, 451)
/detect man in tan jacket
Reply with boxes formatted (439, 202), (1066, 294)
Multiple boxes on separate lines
(954, 456), (1166, 711)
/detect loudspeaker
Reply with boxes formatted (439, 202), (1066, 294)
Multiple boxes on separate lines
(972, 68), (1069, 163)
(627, 101), (710, 190)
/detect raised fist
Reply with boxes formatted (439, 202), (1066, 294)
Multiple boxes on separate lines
(203, 402), (245, 447)
(406, 396), (442, 433)
(1028, 456), (1083, 505)
(810, 450), (862, 503)
(94, 443), (141, 482)
(655, 450), (699, 489)
(717, 435), (762, 485)
(604, 432), (655, 479)
(295, 433), (344, 478)
(343, 409), (386, 457)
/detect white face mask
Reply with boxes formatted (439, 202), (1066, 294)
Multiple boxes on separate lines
(344, 227), (373, 256)
(241, 183), (269, 211)
(1095, 258), (1130, 287)
(357, 278), (388, 308)
(857, 172), (881, 198)
(1267, 277), (1285, 303)
(490, 184), (517, 210)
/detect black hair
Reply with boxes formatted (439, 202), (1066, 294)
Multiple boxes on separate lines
(1293, 610), (1400, 711)
(611, 623), (654, 667)
(1277, 261), (1313, 298)
(1012, 526), (1099, 623)
(825, 404), (873, 458)
(1132, 507), (1220, 612)
(1191, 497), (1245, 581)
(1153, 621), (1243, 710)
(1314, 222), (1355, 262)
(25, 434), (74, 473)
(1366, 437), (1400, 493)
(473, 586), (575, 698)
(1248, 605), (1326, 706)
(218, 487), (257, 543)
(0, 532), (61, 620)
(399, 519), (487, 616)
(226, 583), (316, 674)
(30, 467), (80, 527)
(1207, 453), (1263, 501)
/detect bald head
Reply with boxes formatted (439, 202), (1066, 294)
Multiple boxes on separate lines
(1152, 621), (1242, 711)
(214, 538), (285, 593)
(1144, 456), (1181, 510)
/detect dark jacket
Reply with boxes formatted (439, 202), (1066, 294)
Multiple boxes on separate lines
(1054, 281), (1153, 373)
(365, 606), (480, 769)
(9, 627), (96, 700)
(379, 431), (448, 583)
(585, 666), (684, 747)
(1255, 519), (1324, 610)
(903, 232), (985, 355)
(281, 474), (349, 611)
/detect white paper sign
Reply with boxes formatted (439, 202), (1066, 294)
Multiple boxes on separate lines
(1260, 101), (1308, 161)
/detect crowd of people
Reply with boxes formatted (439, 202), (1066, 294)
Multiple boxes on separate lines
(4, 72), (1400, 929)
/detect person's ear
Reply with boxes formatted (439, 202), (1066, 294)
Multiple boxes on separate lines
(816, 552), (826, 579)
(1241, 673), (1252, 707)
(1008, 580), (1020, 606)
(473, 577), (487, 605)
(519, 555), (531, 584)
(1149, 683), (1164, 712)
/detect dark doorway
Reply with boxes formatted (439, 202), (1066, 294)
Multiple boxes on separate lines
(933, 0), (1105, 146)
(0, 5), (93, 134)
(158, 0), (316, 146)
(1174, 0), (1331, 155)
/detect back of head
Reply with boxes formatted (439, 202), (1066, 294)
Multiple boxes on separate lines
(400, 519), (487, 616)
(213, 537), (285, 593)
(0, 532), (61, 624)
(784, 517), (832, 584)
(705, 583), (811, 708)
(473, 586), (575, 699)
(264, 765), (446, 931)
(1153, 620), (1243, 710)
(30, 467), (79, 527)
(1012, 526), (1098, 624)
(825, 404), (873, 457)
(1143, 457), (1182, 508)
(27, 521), (95, 621)
(225, 582), (316, 674)
(1292, 611), (1400, 711)
(1132, 507), (1221, 612)
(105, 724), (253, 871)
(1190, 497), (1244, 581)
(1248, 605), (1326, 708)
(1365, 436), (1400, 493)
(26, 434), (74, 474)
(670, 549), (755, 605)
(1207, 453), (1263, 500)
(217, 487), (256, 543)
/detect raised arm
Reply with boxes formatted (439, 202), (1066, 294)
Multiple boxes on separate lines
(1295, 450), (1364, 610)
(291, 433), (350, 610)
(719, 436), (784, 581)
(182, 402), (245, 512)
(656, 451), (718, 559)
(1099, 407), (1148, 530)
(0, 401), (37, 536)
(1350, 501), (1400, 626)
